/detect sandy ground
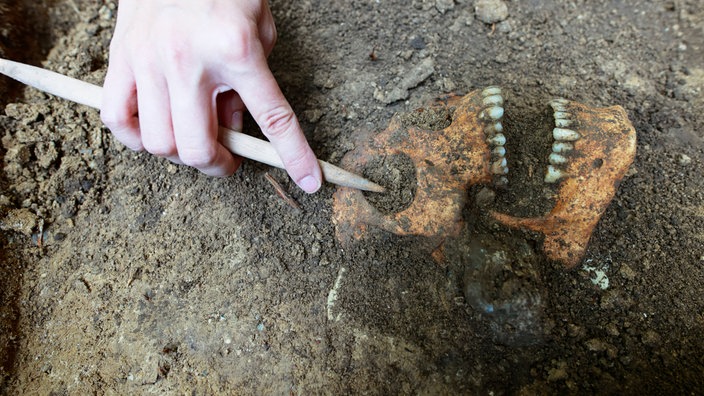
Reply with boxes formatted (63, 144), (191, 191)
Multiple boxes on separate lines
(1, 0), (703, 394)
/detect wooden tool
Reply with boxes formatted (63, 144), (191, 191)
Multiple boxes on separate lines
(0, 57), (385, 193)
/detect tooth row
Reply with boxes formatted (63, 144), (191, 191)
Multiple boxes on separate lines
(481, 86), (508, 178)
(545, 98), (579, 183)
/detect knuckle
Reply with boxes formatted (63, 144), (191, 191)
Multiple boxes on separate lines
(260, 106), (296, 139)
(179, 145), (219, 169)
(100, 107), (129, 130)
(143, 139), (176, 158)
(220, 24), (257, 63)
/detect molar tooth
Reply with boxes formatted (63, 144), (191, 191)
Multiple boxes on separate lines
(544, 165), (566, 183)
(552, 141), (574, 153)
(551, 98), (569, 105)
(489, 133), (506, 146)
(554, 111), (571, 120)
(483, 94), (504, 107)
(555, 118), (573, 128)
(483, 86), (502, 97)
(553, 128), (580, 141)
(493, 146), (506, 157)
(549, 153), (568, 165)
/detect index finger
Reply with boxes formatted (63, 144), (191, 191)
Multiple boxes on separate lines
(230, 62), (322, 194)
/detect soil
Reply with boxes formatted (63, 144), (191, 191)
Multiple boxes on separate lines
(1, 0), (703, 394)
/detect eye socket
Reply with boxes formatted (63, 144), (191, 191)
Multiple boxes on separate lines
(362, 153), (417, 215)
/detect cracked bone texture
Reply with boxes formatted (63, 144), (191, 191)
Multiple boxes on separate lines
(333, 89), (500, 255)
(491, 99), (637, 268)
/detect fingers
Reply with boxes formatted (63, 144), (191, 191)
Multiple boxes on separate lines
(232, 64), (322, 193)
(100, 57), (142, 151)
(168, 80), (238, 177)
(134, 70), (179, 162)
(216, 90), (245, 131)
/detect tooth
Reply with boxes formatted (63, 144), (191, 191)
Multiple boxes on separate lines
(485, 122), (503, 134)
(489, 133), (506, 146)
(551, 103), (567, 112)
(484, 106), (504, 120)
(484, 122), (503, 135)
(544, 165), (566, 183)
(551, 98), (569, 105)
(491, 158), (508, 174)
(553, 128), (580, 141)
(552, 142), (574, 153)
(554, 111), (571, 120)
(549, 153), (568, 165)
(483, 94), (504, 107)
(555, 118), (573, 128)
(493, 146), (506, 156)
(483, 86), (502, 96)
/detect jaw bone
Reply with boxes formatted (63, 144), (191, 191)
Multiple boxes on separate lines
(491, 99), (637, 268)
(333, 87), (507, 256)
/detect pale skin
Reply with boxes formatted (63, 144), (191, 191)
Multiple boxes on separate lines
(101, 0), (322, 193)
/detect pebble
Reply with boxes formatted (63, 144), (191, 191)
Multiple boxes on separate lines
(678, 154), (692, 166)
(435, 0), (455, 14)
(475, 0), (509, 24)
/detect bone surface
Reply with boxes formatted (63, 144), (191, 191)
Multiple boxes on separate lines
(492, 99), (637, 268)
(333, 89), (504, 258)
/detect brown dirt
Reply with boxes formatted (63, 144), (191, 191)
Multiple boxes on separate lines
(1, 0), (703, 394)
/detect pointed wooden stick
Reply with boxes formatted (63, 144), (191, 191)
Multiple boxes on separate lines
(0, 57), (385, 193)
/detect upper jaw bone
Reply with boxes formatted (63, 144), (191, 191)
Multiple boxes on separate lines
(492, 98), (637, 268)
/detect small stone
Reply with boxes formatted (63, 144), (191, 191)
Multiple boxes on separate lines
(619, 264), (636, 280)
(642, 330), (662, 347)
(304, 109), (324, 123)
(475, 0), (509, 24)
(98, 4), (113, 20)
(678, 154), (692, 166)
(0, 208), (37, 236)
(435, 0), (455, 14)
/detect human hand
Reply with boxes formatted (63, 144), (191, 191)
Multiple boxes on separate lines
(101, 0), (322, 193)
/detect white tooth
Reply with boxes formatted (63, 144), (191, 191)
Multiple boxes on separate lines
(483, 86), (502, 96)
(549, 153), (568, 165)
(493, 146), (506, 156)
(544, 165), (566, 183)
(483, 94), (504, 107)
(491, 158), (507, 174)
(550, 98), (569, 108)
(494, 122), (503, 133)
(552, 141), (574, 153)
(555, 118), (573, 128)
(554, 111), (571, 120)
(551, 103), (567, 112)
(484, 106), (504, 120)
(489, 133), (506, 146)
(553, 128), (580, 141)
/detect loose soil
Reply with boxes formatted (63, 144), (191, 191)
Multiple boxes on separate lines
(1, 0), (703, 394)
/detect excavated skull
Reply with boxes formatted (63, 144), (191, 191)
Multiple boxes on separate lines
(332, 87), (508, 259)
(332, 88), (637, 269)
(491, 99), (637, 268)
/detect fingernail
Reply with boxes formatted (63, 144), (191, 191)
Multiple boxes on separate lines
(231, 111), (243, 132)
(299, 175), (321, 194)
